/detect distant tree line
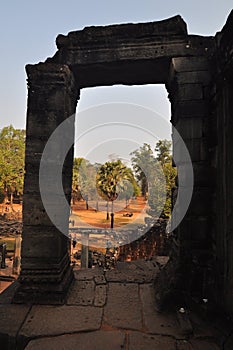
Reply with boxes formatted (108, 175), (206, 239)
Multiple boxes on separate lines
(0, 125), (176, 220)
(73, 140), (176, 221)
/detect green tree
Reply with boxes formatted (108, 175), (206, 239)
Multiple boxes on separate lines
(72, 157), (82, 204)
(96, 160), (135, 228)
(155, 140), (172, 166)
(117, 178), (140, 208)
(130, 143), (155, 198)
(72, 158), (97, 209)
(148, 140), (176, 218)
(86, 162), (101, 211)
(130, 140), (176, 218)
(0, 125), (25, 203)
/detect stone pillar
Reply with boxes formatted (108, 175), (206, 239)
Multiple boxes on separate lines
(213, 13), (233, 313)
(81, 233), (89, 269)
(213, 74), (233, 312)
(13, 63), (79, 304)
(167, 56), (213, 299)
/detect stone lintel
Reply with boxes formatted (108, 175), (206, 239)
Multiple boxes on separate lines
(58, 37), (214, 88)
(60, 36), (213, 63)
(56, 15), (188, 49)
(45, 19), (214, 88)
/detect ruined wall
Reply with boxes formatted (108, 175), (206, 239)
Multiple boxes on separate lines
(171, 56), (214, 297)
(155, 55), (215, 307)
(210, 11), (233, 313)
(158, 11), (233, 314)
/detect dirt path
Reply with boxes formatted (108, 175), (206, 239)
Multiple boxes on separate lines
(70, 197), (149, 229)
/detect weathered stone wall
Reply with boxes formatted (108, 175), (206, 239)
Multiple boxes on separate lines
(157, 12), (233, 313)
(170, 56), (214, 298)
(154, 55), (215, 307)
(209, 11), (233, 313)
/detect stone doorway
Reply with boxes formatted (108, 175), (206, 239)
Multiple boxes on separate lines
(69, 84), (172, 268)
(13, 14), (220, 309)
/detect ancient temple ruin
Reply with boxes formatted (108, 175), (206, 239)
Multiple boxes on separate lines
(12, 12), (233, 316)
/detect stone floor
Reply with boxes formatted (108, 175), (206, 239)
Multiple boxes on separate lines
(0, 259), (229, 349)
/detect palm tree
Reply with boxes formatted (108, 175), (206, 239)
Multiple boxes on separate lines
(96, 160), (135, 228)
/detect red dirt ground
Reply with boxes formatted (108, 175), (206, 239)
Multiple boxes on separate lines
(0, 197), (148, 229)
(71, 197), (148, 229)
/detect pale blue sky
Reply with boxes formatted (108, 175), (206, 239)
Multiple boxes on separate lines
(0, 1), (232, 161)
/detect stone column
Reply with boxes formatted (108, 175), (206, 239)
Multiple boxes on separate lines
(213, 15), (233, 312)
(167, 56), (213, 298)
(153, 56), (214, 306)
(13, 63), (79, 304)
(81, 233), (89, 269)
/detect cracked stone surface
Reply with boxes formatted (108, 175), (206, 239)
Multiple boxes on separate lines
(25, 330), (126, 350)
(0, 304), (30, 337)
(140, 283), (182, 337)
(128, 332), (176, 350)
(104, 283), (142, 330)
(0, 261), (224, 350)
(67, 280), (95, 305)
(105, 260), (159, 283)
(94, 285), (107, 307)
(19, 305), (103, 337)
(94, 275), (107, 285)
(74, 267), (104, 281)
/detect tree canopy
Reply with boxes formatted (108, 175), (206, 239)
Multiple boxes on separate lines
(151, 140), (176, 217)
(96, 159), (136, 202)
(130, 143), (155, 198)
(72, 157), (99, 208)
(131, 140), (176, 218)
(96, 159), (139, 227)
(0, 125), (25, 203)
